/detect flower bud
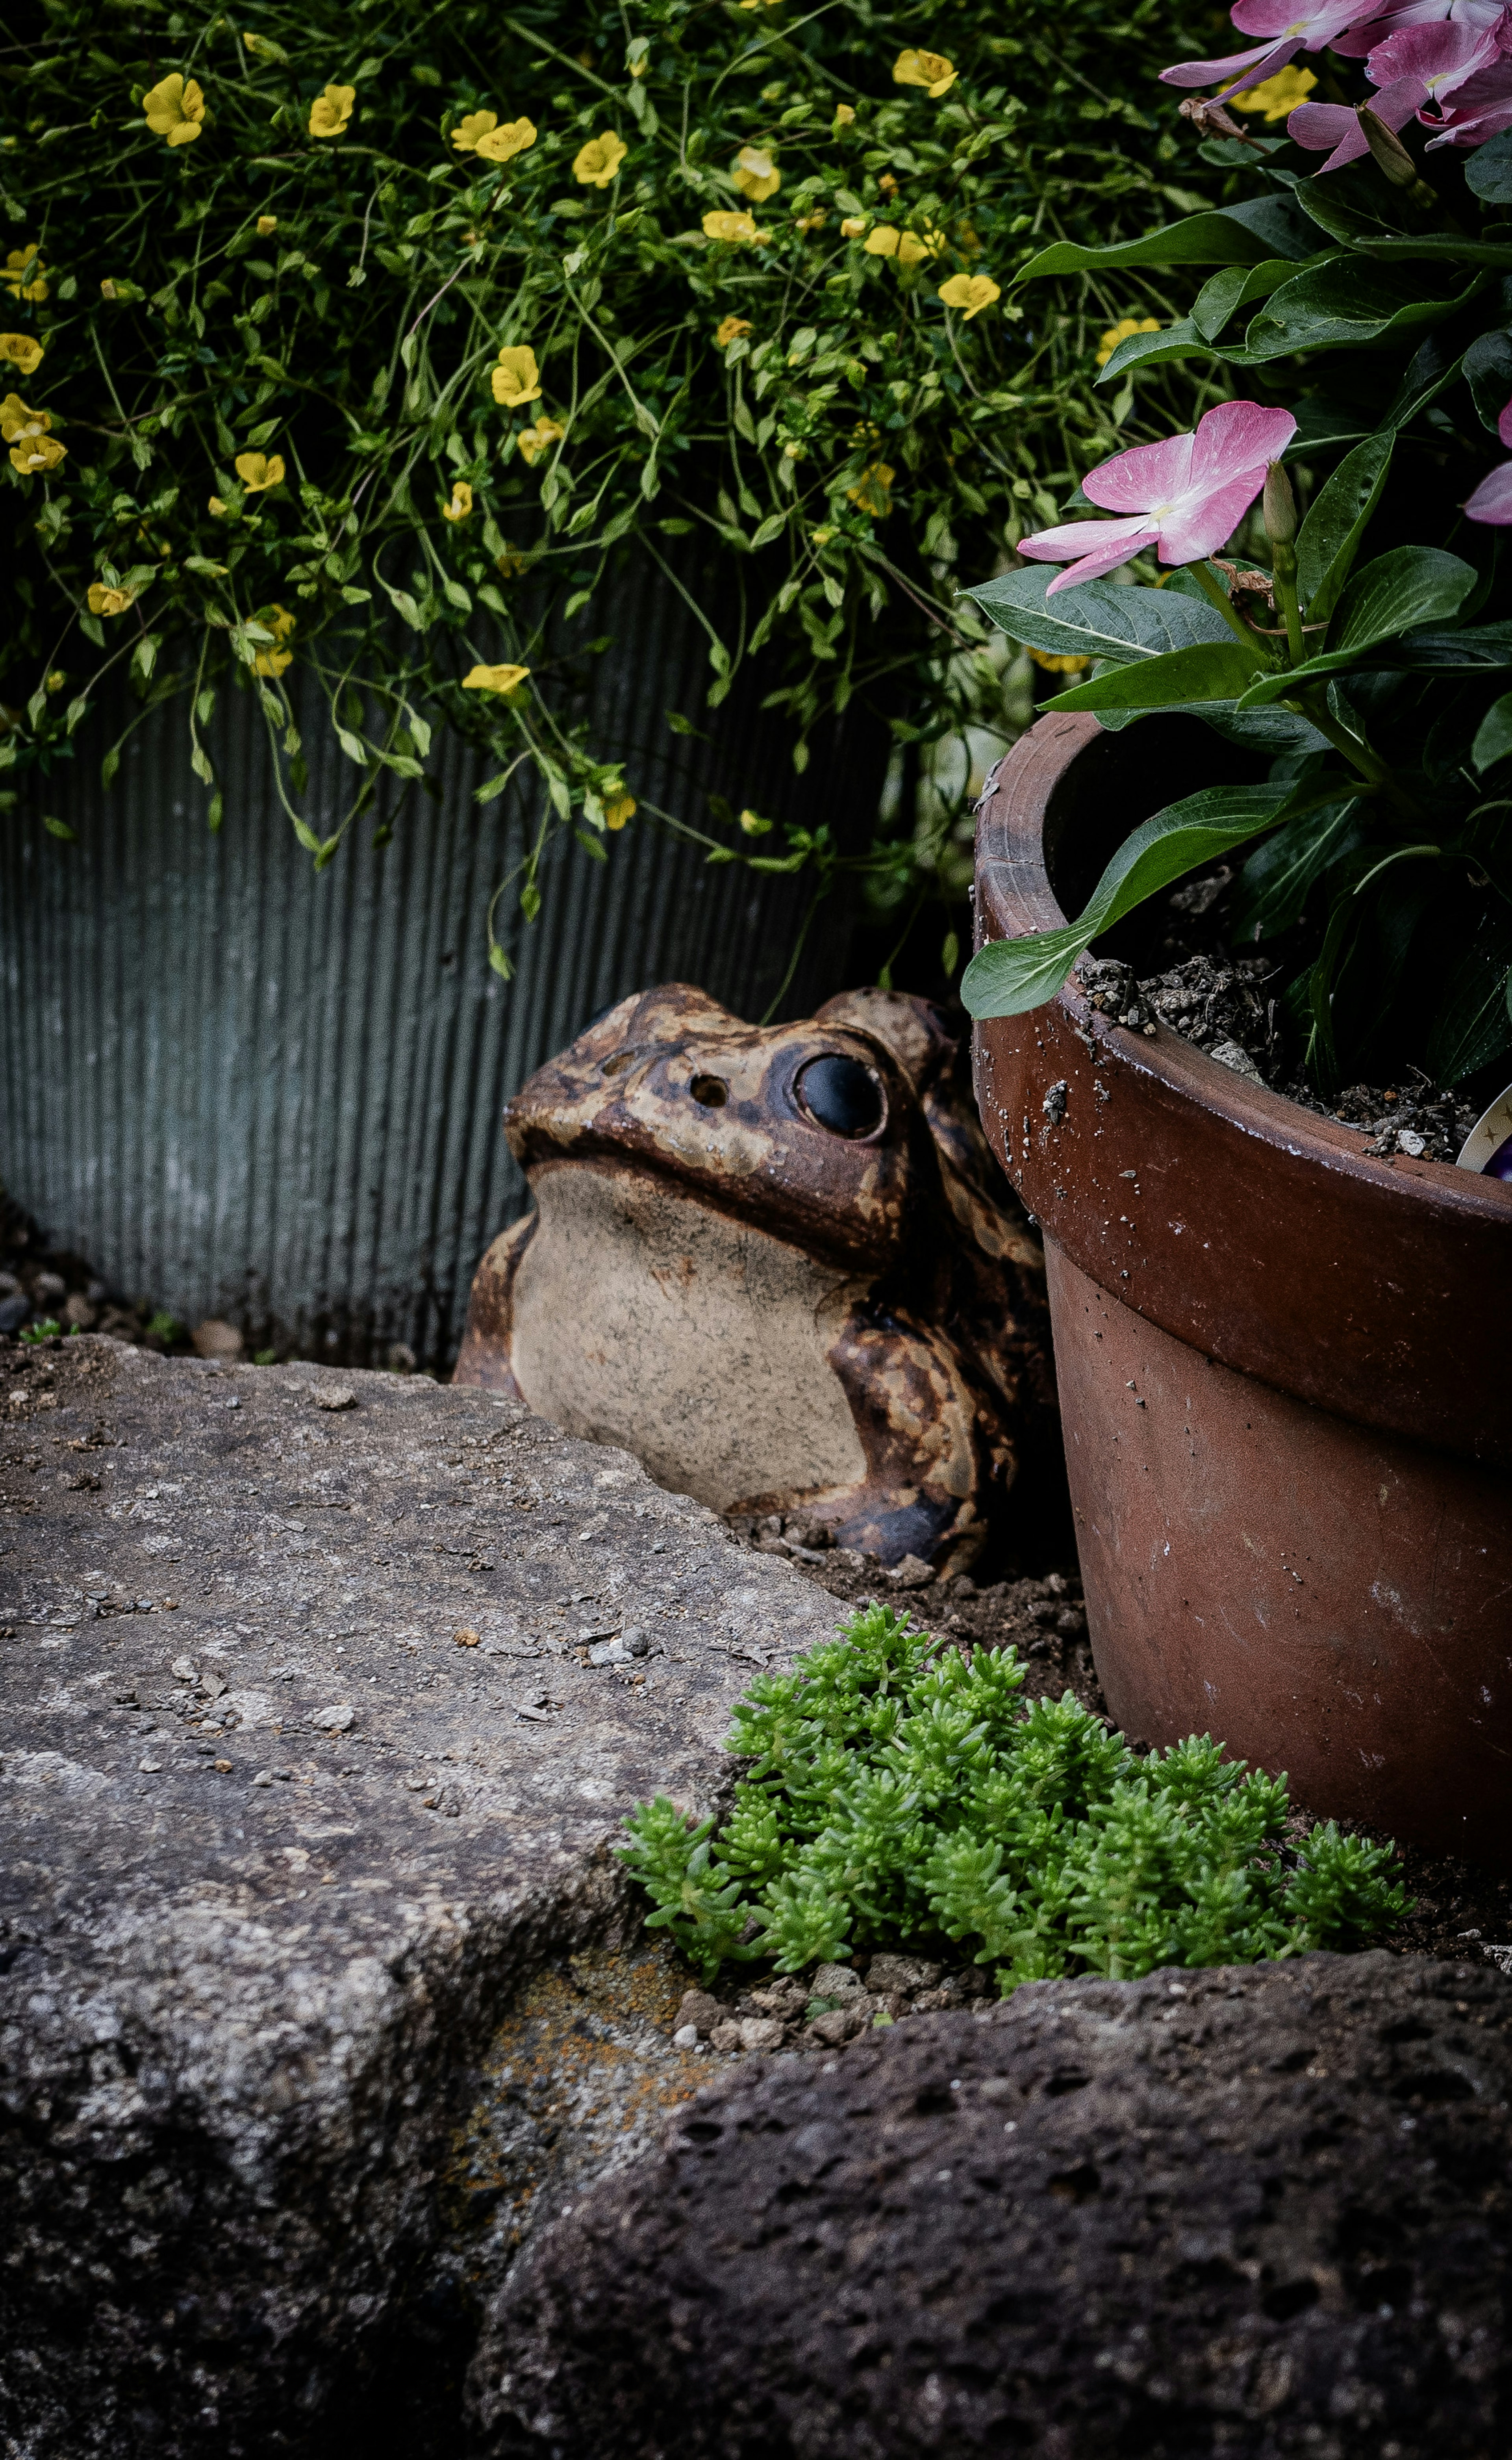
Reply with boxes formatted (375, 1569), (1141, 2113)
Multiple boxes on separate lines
(1357, 106), (1421, 189)
(1262, 460), (1297, 548)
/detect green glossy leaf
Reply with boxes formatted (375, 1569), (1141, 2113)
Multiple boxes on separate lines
(1043, 640), (1266, 714)
(1243, 263), (1477, 362)
(1191, 257), (1297, 342)
(1095, 317), (1204, 385)
(1426, 931), (1512, 1082)
(963, 567), (1232, 665)
(1014, 204), (1305, 285)
(960, 785), (1289, 1022)
(1295, 433), (1394, 625)
(1464, 328), (1512, 435)
(1473, 690), (1512, 768)
(1232, 799), (1365, 938)
(1393, 620), (1512, 667)
(1332, 547), (1477, 651)
(1467, 128), (1512, 206)
(1377, 333), (1466, 434)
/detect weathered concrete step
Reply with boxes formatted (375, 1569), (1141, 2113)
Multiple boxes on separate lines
(0, 1338), (837, 2458)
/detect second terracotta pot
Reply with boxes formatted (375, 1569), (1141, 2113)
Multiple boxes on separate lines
(973, 711), (1512, 1871)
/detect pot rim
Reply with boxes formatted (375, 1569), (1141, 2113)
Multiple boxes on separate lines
(976, 710), (1512, 1227)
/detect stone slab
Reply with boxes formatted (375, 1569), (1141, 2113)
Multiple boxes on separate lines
(0, 1338), (837, 2458)
(478, 1950), (1512, 2459)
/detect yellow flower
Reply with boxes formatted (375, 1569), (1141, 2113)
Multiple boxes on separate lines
(892, 49), (957, 98)
(938, 272), (1001, 320)
(208, 494), (229, 517)
(87, 582), (135, 617)
(144, 72), (206, 146)
(476, 116), (537, 163)
(573, 131), (627, 186)
(1095, 315), (1160, 366)
(9, 432), (65, 475)
(517, 416), (565, 466)
(603, 793), (636, 829)
(256, 214), (278, 237)
(452, 109), (499, 151)
(846, 461), (894, 518)
(865, 226), (937, 266)
(738, 807), (772, 835)
(733, 145), (780, 201)
(1232, 63), (1316, 119)
(495, 544), (530, 577)
(443, 480), (473, 522)
(46, 670), (65, 692)
(1028, 649), (1091, 674)
(840, 215), (867, 240)
(702, 210), (768, 245)
(795, 210), (826, 234)
(253, 604), (295, 678)
(833, 104), (856, 128)
(0, 392), (48, 442)
(4, 247), (47, 304)
(462, 662), (531, 695)
(715, 314), (752, 347)
(491, 345), (542, 408)
(235, 450), (285, 491)
(308, 84), (355, 140)
(0, 334), (43, 374)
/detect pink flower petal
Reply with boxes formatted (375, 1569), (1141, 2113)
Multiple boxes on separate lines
(1330, 0), (1499, 56)
(1231, 0), (1379, 35)
(1367, 14), (1500, 89)
(1156, 469), (1279, 564)
(1420, 48), (1512, 137)
(1018, 514), (1156, 565)
(1187, 399), (1298, 492)
(1159, 37), (1295, 89)
(1289, 77), (1427, 165)
(1043, 527), (1162, 595)
(1465, 459), (1512, 522)
(1082, 432), (1195, 515)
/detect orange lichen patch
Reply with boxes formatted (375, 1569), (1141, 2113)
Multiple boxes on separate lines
(441, 1942), (713, 2255)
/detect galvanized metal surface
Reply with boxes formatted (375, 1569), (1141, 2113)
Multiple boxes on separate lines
(2, 553), (884, 1367)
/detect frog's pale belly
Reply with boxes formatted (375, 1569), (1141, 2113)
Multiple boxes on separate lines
(508, 1163), (870, 1512)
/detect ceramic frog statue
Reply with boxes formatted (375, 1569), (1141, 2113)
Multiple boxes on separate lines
(453, 983), (1055, 1573)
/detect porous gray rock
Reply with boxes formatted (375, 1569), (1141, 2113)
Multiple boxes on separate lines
(0, 1338), (838, 2459)
(474, 1952), (1512, 2460)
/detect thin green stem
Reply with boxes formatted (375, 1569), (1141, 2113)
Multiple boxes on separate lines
(1191, 559), (1277, 661)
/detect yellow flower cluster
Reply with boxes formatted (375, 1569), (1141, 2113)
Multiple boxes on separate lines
(87, 582), (135, 618)
(574, 132), (627, 186)
(1028, 649), (1091, 674)
(309, 85), (355, 139)
(0, 332), (44, 375)
(938, 273), (1001, 320)
(144, 72), (204, 146)
(452, 109), (538, 162)
(463, 663), (531, 695)
(863, 224), (941, 265)
(892, 49), (956, 96)
(732, 146), (780, 201)
(603, 793), (636, 830)
(517, 415), (565, 466)
(491, 345), (542, 409)
(443, 480), (473, 523)
(235, 449), (285, 491)
(2, 389), (64, 477)
(1096, 315), (1160, 366)
(847, 462), (895, 518)
(715, 315), (752, 347)
(3, 245), (46, 304)
(1232, 63), (1316, 118)
(253, 605), (295, 678)
(702, 210), (768, 245)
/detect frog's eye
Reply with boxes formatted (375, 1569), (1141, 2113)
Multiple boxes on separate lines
(794, 1053), (886, 1140)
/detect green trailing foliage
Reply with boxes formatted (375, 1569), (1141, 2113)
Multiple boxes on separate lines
(617, 1603), (1412, 1989)
(0, 0), (1229, 979)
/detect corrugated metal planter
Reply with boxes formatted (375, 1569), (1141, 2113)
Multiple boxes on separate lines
(2, 552), (885, 1368)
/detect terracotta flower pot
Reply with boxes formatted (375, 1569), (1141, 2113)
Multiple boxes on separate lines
(972, 710), (1512, 1870)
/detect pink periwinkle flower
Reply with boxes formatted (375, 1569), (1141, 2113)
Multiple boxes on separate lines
(1018, 401), (1299, 597)
(1288, 14), (1505, 163)
(1329, 0), (1505, 55)
(1419, 47), (1512, 137)
(1160, 0), (1385, 101)
(1464, 394), (1512, 521)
